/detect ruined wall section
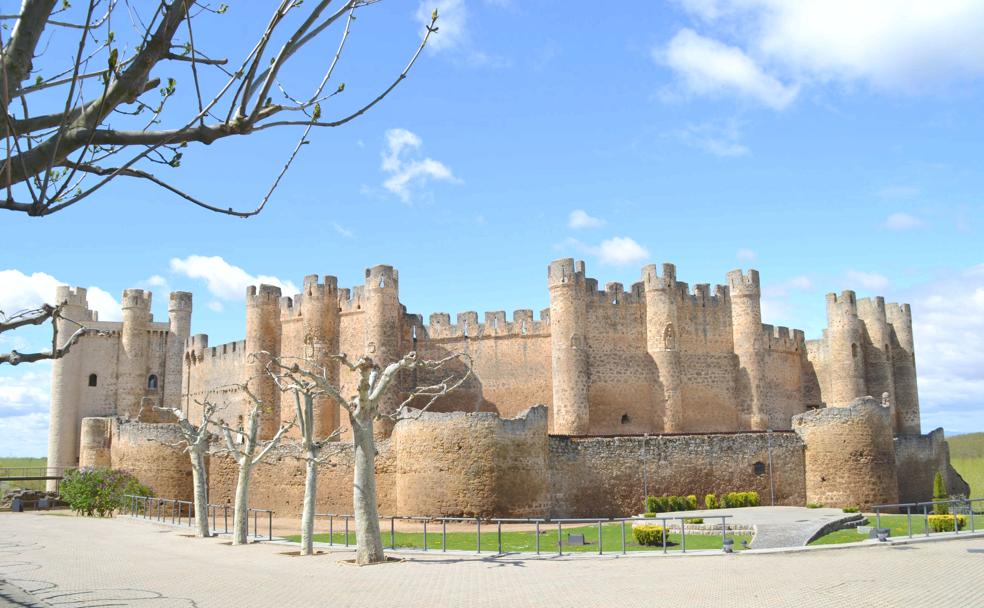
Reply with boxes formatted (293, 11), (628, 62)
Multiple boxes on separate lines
(895, 429), (969, 503)
(793, 397), (899, 508)
(111, 420), (193, 500)
(548, 431), (806, 517)
(79, 416), (113, 468)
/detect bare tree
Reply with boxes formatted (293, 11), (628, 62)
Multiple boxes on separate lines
(0, 303), (94, 365)
(156, 397), (220, 538)
(215, 381), (293, 546)
(1, 1), (440, 217)
(266, 350), (470, 565)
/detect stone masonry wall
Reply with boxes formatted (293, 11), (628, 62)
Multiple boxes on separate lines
(895, 429), (970, 503)
(111, 421), (193, 501)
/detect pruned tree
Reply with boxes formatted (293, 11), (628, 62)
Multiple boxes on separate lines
(1, 1), (440, 217)
(156, 397), (221, 538)
(214, 379), (293, 546)
(0, 303), (94, 365)
(265, 350), (470, 565)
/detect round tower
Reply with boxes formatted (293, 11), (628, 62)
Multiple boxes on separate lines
(46, 286), (89, 489)
(79, 417), (113, 468)
(824, 291), (867, 406)
(792, 397), (899, 508)
(118, 289), (151, 420)
(301, 274), (340, 439)
(728, 269), (769, 430)
(887, 303), (920, 434)
(365, 265), (402, 437)
(857, 297), (897, 428)
(246, 284), (282, 439)
(548, 258), (590, 435)
(643, 263), (684, 433)
(164, 292), (193, 413)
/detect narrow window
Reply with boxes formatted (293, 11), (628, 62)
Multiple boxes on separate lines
(620, 414), (631, 425)
(753, 461), (766, 475)
(147, 374), (158, 390)
(88, 373), (98, 387)
(851, 343), (858, 358)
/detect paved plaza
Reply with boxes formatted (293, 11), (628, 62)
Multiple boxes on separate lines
(2, 511), (983, 607)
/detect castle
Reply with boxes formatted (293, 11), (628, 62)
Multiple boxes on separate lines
(48, 259), (967, 516)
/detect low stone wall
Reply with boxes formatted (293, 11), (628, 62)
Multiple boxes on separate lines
(111, 421), (193, 501)
(548, 432), (807, 518)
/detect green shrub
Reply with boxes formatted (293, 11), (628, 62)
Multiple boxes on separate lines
(684, 517), (704, 524)
(806, 502), (823, 509)
(747, 491), (760, 507)
(672, 495), (690, 511)
(842, 506), (860, 513)
(704, 493), (718, 509)
(686, 495), (698, 510)
(933, 472), (949, 515)
(632, 525), (666, 546)
(928, 514), (966, 532)
(643, 512), (658, 518)
(60, 468), (153, 517)
(645, 494), (699, 513)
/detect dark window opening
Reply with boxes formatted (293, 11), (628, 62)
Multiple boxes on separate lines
(88, 373), (98, 387)
(620, 414), (631, 425)
(753, 461), (766, 475)
(851, 343), (858, 358)
(148, 374), (158, 390)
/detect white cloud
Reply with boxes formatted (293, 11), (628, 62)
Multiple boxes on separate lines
(0, 269), (120, 322)
(762, 274), (812, 298)
(736, 248), (757, 261)
(663, 0), (984, 106)
(883, 212), (924, 230)
(568, 209), (605, 229)
(566, 236), (650, 267)
(380, 128), (459, 203)
(845, 270), (890, 291)
(658, 28), (798, 110)
(332, 222), (355, 239)
(169, 256), (299, 301)
(207, 300), (224, 313)
(0, 366), (51, 456)
(673, 120), (750, 157)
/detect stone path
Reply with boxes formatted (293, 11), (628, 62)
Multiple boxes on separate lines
(657, 506), (863, 548)
(3, 511), (984, 607)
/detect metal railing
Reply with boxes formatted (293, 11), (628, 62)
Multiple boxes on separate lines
(122, 495), (273, 541)
(313, 513), (737, 555)
(871, 497), (983, 539)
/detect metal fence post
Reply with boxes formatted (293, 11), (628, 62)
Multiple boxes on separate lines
(536, 521), (541, 555)
(497, 521), (502, 555)
(970, 500), (976, 532)
(721, 516), (727, 550)
(268, 511), (272, 541)
(424, 519), (429, 552)
(906, 505), (912, 538)
(224, 505), (228, 534)
(557, 521), (562, 556)
(344, 516), (350, 547)
(598, 520), (603, 555)
(680, 517), (686, 553)
(924, 504), (929, 537)
(329, 515), (334, 547)
(875, 507), (881, 531)
(391, 517), (395, 550)
(442, 519), (447, 552)
(621, 520), (626, 555)
(662, 518), (667, 554)
(477, 518), (481, 554)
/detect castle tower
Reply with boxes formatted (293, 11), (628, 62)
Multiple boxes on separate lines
(164, 292), (193, 413)
(246, 284), (282, 439)
(364, 265), (402, 437)
(824, 291), (867, 406)
(887, 303), (920, 434)
(78, 417), (113, 468)
(728, 269), (769, 430)
(118, 289), (152, 419)
(857, 297), (897, 428)
(548, 258), (590, 435)
(301, 274), (340, 439)
(46, 286), (90, 489)
(643, 263), (684, 433)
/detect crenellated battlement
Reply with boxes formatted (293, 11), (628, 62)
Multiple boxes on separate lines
(548, 258), (586, 289)
(246, 284), (282, 307)
(366, 264), (399, 290)
(55, 285), (89, 308)
(338, 285), (366, 313)
(762, 324), (804, 353)
(168, 291), (192, 312)
(122, 288), (152, 311)
(425, 308), (550, 340)
(583, 281), (646, 306)
(885, 302), (912, 326)
(726, 269), (760, 295)
(642, 263), (677, 291)
(826, 290), (859, 318)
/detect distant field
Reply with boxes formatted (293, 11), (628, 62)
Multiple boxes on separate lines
(0, 457), (48, 492)
(947, 433), (983, 498)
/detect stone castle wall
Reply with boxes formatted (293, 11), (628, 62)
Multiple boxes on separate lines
(110, 421), (193, 501)
(895, 429), (970, 503)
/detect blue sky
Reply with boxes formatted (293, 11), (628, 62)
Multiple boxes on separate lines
(2, 0), (984, 455)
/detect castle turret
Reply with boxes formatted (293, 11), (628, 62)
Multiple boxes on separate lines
(548, 259), (590, 435)
(118, 289), (152, 419)
(823, 291), (867, 406)
(857, 297), (897, 428)
(887, 303), (920, 434)
(246, 284), (282, 439)
(364, 265), (402, 437)
(47, 286), (90, 489)
(164, 292), (192, 414)
(643, 263), (684, 433)
(728, 269), (769, 430)
(301, 274), (340, 439)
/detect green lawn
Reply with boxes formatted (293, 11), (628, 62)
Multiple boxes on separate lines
(284, 522), (751, 554)
(0, 457), (48, 493)
(947, 431), (984, 498)
(808, 513), (981, 546)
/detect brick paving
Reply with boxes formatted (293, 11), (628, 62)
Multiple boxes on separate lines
(2, 511), (983, 608)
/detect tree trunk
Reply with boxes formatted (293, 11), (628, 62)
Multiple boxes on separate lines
(190, 446), (210, 538)
(352, 413), (385, 565)
(300, 448), (318, 556)
(232, 459), (252, 545)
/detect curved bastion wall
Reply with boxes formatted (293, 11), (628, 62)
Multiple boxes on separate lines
(110, 421), (194, 501)
(793, 397), (900, 508)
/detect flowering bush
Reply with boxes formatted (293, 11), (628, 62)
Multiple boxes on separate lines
(60, 468), (153, 517)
